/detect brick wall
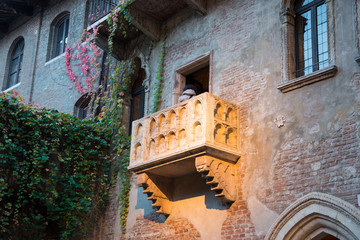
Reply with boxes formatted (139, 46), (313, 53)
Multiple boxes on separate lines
(263, 115), (360, 213)
(126, 0), (360, 238)
(127, 216), (201, 239)
(127, 0), (269, 238)
(1, 0), (360, 239)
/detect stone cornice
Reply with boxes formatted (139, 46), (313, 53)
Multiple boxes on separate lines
(277, 65), (337, 93)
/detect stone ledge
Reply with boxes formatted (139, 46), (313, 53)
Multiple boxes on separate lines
(355, 55), (360, 66)
(277, 65), (337, 93)
(2, 82), (21, 93)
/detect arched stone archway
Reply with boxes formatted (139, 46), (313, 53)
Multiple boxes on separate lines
(265, 192), (360, 240)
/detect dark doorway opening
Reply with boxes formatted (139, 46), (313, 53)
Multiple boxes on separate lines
(185, 65), (209, 95)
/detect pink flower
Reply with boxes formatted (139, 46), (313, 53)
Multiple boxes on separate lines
(93, 26), (98, 37)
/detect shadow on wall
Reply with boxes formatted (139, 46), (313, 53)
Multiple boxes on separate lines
(136, 186), (167, 223)
(135, 172), (228, 222)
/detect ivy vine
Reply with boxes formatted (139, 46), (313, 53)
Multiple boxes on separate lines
(94, 60), (135, 233)
(63, 0), (167, 235)
(0, 91), (112, 239)
(106, 0), (132, 61)
(150, 35), (166, 113)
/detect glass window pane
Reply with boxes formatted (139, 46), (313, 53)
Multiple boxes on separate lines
(13, 40), (24, 56)
(9, 57), (19, 74)
(302, 0), (313, 6)
(53, 16), (69, 57)
(297, 10), (313, 76)
(19, 54), (23, 70)
(57, 22), (65, 41)
(317, 4), (329, 70)
(63, 19), (69, 52)
(296, 1), (329, 76)
(7, 74), (16, 89)
(295, 0), (314, 10)
(6, 39), (24, 89)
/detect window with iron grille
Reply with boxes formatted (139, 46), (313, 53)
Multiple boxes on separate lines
(295, 0), (329, 77)
(88, 0), (118, 25)
(53, 15), (69, 58)
(5, 38), (24, 90)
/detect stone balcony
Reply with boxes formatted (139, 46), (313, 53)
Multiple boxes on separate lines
(128, 93), (241, 215)
(129, 92), (240, 171)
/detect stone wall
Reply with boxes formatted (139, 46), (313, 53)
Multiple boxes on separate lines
(126, 0), (360, 239)
(0, 0), (87, 113)
(1, 0), (360, 239)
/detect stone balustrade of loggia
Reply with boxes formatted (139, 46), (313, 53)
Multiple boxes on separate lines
(129, 92), (241, 173)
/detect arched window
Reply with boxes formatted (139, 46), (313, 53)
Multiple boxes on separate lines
(74, 94), (90, 119)
(5, 38), (24, 90)
(295, 0), (329, 77)
(52, 14), (69, 58)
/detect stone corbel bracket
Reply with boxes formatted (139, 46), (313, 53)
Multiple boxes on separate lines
(137, 173), (172, 215)
(195, 155), (237, 202)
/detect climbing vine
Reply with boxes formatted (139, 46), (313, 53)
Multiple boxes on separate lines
(98, 61), (135, 232)
(150, 35), (166, 113)
(63, 0), (167, 234)
(106, 0), (132, 61)
(0, 91), (112, 239)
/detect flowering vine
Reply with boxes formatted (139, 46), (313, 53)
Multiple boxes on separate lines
(65, 27), (102, 94)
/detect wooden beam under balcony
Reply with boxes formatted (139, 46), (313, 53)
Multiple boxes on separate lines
(128, 7), (161, 41)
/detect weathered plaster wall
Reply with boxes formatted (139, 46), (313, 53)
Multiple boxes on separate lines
(126, 0), (360, 239)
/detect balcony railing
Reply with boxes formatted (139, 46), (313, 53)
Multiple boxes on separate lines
(129, 92), (241, 173)
(88, 0), (117, 25)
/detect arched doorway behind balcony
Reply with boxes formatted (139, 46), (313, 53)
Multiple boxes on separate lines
(126, 57), (146, 134)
